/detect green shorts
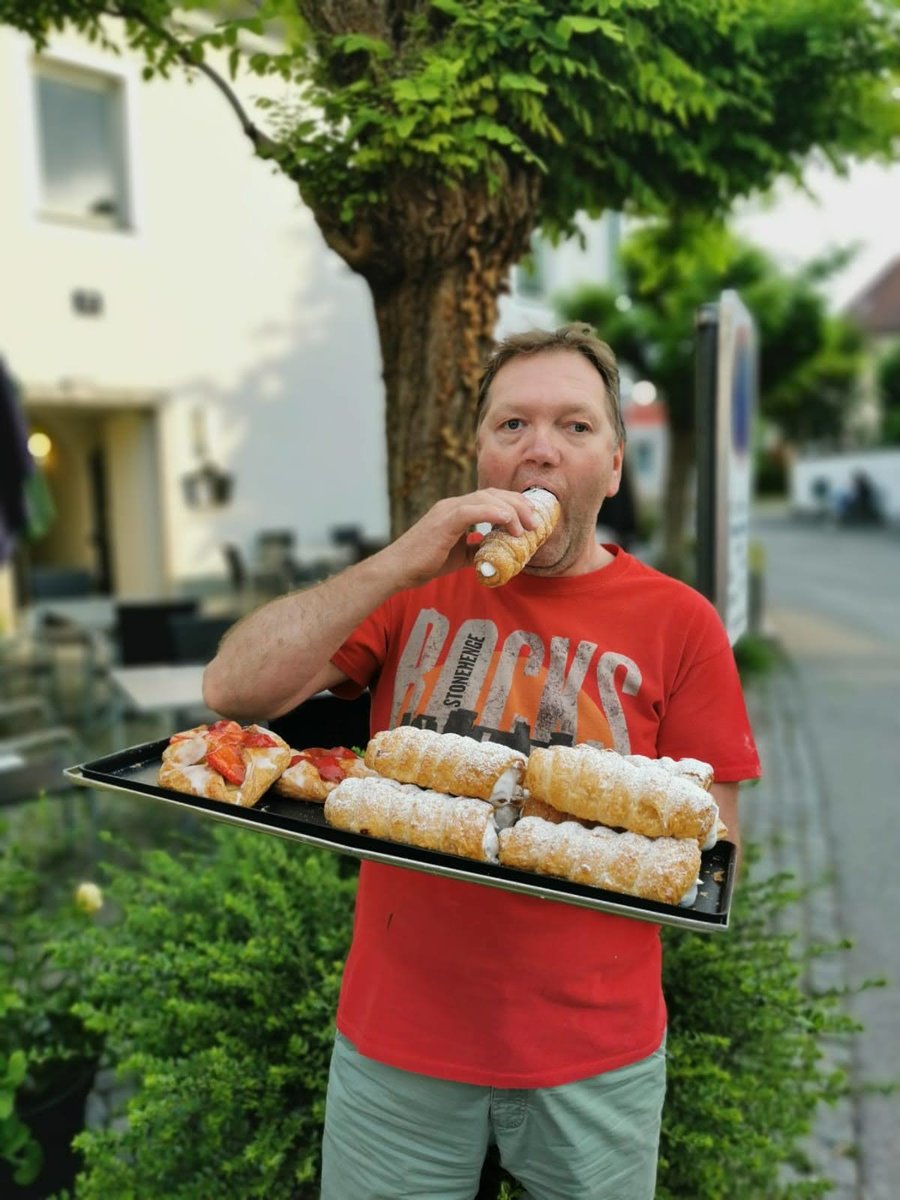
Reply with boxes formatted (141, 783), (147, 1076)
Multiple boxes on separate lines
(320, 1030), (666, 1200)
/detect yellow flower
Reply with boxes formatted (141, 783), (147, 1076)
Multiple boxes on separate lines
(75, 881), (103, 913)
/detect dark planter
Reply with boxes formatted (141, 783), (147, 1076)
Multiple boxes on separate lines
(0, 1059), (98, 1199)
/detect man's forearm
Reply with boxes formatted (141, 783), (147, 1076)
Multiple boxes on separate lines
(202, 553), (400, 720)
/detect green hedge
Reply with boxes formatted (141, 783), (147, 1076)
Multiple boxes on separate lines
(55, 832), (857, 1199)
(63, 829), (356, 1199)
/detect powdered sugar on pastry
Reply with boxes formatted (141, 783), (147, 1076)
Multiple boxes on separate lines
(498, 816), (701, 906)
(324, 775), (499, 863)
(627, 753), (714, 790)
(365, 727), (526, 803)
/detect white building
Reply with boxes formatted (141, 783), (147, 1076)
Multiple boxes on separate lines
(0, 23), (620, 627)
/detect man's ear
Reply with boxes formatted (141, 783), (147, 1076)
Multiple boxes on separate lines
(606, 444), (625, 497)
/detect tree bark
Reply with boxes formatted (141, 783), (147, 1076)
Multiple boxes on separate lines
(309, 167), (540, 535)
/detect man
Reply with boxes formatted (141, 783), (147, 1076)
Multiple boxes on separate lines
(203, 323), (760, 1200)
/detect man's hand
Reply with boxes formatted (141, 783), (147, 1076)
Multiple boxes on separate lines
(380, 489), (540, 590)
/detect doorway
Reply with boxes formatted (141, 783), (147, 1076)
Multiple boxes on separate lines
(24, 400), (165, 599)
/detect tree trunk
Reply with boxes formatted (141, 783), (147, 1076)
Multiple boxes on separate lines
(371, 248), (504, 533)
(660, 426), (695, 579)
(310, 168), (540, 536)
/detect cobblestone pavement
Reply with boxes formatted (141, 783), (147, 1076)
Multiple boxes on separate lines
(744, 662), (860, 1199)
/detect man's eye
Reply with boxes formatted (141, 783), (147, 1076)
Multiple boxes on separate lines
(503, 419), (522, 431)
(571, 422), (590, 433)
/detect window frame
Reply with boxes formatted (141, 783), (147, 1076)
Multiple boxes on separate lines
(30, 52), (135, 234)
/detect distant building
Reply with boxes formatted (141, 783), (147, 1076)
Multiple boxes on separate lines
(844, 256), (900, 443)
(845, 256), (900, 338)
(620, 399), (669, 505)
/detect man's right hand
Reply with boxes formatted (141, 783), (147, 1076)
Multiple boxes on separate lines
(379, 488), (540, 590)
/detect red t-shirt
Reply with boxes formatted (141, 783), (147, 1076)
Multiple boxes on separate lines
(331, 548), (760, 1087)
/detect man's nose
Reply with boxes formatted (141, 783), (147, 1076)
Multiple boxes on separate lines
(522, 425), (562, 464)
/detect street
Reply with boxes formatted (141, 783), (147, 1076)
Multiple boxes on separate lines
(751, 504), (900, 1200)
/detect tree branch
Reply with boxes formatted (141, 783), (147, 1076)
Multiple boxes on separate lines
(108, 3), (283, 160)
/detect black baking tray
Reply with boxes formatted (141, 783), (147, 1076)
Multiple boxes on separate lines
(68, 739), (736, 932)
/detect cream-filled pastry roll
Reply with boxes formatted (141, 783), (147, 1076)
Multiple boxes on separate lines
(498, 817), (702, 907)
(323, 776), (500, 863)
(525, 744), (719, 848)
(365, 726), (526, 805)
(474, 487), (561, 587)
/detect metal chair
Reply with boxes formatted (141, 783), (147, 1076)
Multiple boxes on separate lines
(114, 600), (200, 666)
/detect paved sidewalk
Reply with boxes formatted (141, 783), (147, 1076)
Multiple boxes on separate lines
(743, 658), (860, 1199)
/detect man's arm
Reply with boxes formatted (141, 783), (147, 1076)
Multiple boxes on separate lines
(711, 781), (741, 877)
(202, 489), (540, 721)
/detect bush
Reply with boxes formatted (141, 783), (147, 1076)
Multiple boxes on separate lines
(658, 861), (860, 1199)
(59, 827), (861, 1199)
(62, 826), (356, 1199)
(0, 806), (104, 1193)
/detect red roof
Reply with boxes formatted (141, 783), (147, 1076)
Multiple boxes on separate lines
(623, 400), (667, 428)
(845, 257), (900, 335)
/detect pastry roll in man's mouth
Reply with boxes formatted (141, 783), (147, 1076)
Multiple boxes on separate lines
(365, 726), (526, 805)
(324, 776), (500, 863)
(474, 487), (561, 587)
(499, 817), (702, 907)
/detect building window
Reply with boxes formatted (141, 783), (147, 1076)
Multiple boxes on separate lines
(33, 60), (130, 229)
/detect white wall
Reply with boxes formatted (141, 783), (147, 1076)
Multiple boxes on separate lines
(791, 449), (900, 522)
(0, 25), (387, 589)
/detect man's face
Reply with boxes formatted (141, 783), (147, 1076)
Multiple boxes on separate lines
(476, 349), (623, 576)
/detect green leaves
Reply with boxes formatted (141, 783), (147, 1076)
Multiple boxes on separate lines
(4, 0), (899, 236)
(555, 14), (626, 43)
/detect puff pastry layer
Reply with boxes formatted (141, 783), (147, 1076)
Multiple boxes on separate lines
(159, 723), (290, 808)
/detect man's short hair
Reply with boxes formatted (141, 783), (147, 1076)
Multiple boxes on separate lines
(476, 323), (626, 445)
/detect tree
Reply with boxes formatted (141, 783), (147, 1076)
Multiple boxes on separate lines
(2, 0), (899, 533)
(557, 220), (865, 573)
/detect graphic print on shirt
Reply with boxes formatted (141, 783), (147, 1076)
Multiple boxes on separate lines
(389, 608), (641, 753)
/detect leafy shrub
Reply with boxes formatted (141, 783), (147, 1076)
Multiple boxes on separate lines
(63, 826), (356, 1199)
(0, 808), (104, 1191)
(658, 862), (861, 1199)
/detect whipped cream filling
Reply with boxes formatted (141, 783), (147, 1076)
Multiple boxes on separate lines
(482, 821), (500, 863)
(678, 880), (700, 908)
(489, 765), (524, 802)
(478, 562), (498, 577)
(700, 803), (720, 852)
(492, 803), (520, 830)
